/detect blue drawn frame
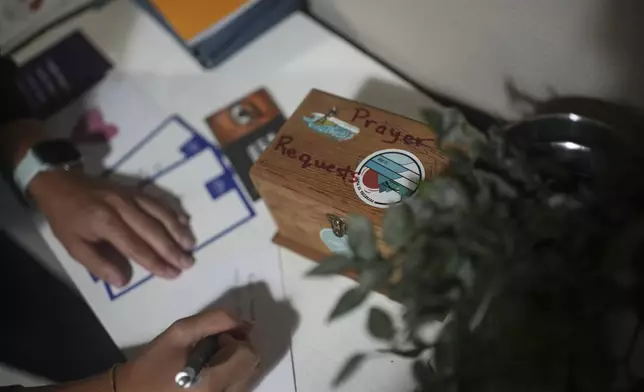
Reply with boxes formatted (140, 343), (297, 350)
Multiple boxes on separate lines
(93, 115), (255, 300)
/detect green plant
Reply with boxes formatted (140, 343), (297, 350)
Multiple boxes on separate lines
(308, 109), (642, 391)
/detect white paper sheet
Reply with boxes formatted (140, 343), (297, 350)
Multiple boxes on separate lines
(36, 74), (295, 392)
(40, 223), (296, 391)
(108, 118), (200, 179)
(44, 73), (170, 174)
(104, 147), (254, 299)
(0, 0), (96, 52)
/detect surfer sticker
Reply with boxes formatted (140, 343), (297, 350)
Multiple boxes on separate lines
(303, 107), (360, 141)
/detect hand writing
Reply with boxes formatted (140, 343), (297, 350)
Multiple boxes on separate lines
(118, 309), (258, 392)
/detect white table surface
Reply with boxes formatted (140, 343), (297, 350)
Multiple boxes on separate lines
(6, 1), (443, 390)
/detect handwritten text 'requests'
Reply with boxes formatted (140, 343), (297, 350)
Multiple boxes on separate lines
(274, 135), (356, 183)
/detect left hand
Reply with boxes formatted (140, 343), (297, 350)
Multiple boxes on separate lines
(29, 170), (196, 287)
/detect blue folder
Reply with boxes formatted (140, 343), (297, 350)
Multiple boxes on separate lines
(134, 0), (303, 69)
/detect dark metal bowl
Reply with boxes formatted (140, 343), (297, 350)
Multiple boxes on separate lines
(503, 113), (626, 194)
(504, 113), (619, 178)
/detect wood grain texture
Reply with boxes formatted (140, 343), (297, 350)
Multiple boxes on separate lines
(255, 178), (347, 257)
(251, 89), (446, 261)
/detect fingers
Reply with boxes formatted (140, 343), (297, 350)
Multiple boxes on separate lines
(96, 209), (181, 279)
(204, 334), (259, 392)
(135, 194), (195, 250)
(225, 374), (260, 392)
(66, 240), (130, 287)
(168, 309), (242, 346)
(106, 194), (194, 270)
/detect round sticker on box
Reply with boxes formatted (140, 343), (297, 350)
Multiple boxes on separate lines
(353, 148), (425, 208)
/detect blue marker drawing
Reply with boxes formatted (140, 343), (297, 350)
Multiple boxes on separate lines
(93, 115), (255, 301)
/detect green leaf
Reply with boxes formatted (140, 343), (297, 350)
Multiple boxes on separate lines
(367, 307), (395, 341)
(358, 262), (392, 292)
(347, 214), (379, 261)
(473, 169), (518, 199)
(441, 108), (465, 131)
(383, 203), (414, 248)
(333, 353), (367, 387)
(443, 147), (475, 177)
(412, 359), (437, 388)
(438, 108), (487, 157)
(417, 178), (469, 210)
(475, 183), (492, 208)
(307, 254), (354, 276)
(422, 108), (445, 137)
(328, 288), (369, 321)
(433, 339), (456, 374)
(418, 305), (450, 323)
(377, 347), (427, 358)
(457, 260), (476, 291)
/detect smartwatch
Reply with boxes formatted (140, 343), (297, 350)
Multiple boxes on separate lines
(13, 139), (83, 194)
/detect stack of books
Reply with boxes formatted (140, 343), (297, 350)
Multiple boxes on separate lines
(135, 0), (303, 68)
(0, 0), (110, 54)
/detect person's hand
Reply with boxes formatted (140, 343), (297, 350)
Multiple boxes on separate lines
(118, 309), (259, 392)
(29, 169), (196, 287)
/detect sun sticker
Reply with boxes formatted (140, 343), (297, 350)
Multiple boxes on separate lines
(353, 149), (425, 208)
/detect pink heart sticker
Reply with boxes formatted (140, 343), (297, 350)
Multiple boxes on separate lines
(72, 108), (119, 144)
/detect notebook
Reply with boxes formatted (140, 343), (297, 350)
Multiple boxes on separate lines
(135, 0), (302, 68)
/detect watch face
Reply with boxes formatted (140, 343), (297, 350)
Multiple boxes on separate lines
(33, 139), (82, 165)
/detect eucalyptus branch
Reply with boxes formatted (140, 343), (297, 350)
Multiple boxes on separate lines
(311, 107), (638, 391)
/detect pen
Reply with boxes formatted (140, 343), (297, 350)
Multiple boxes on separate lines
(175, 334), (221, 388)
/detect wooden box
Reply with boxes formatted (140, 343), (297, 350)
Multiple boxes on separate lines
(250, 89), (446, 261)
